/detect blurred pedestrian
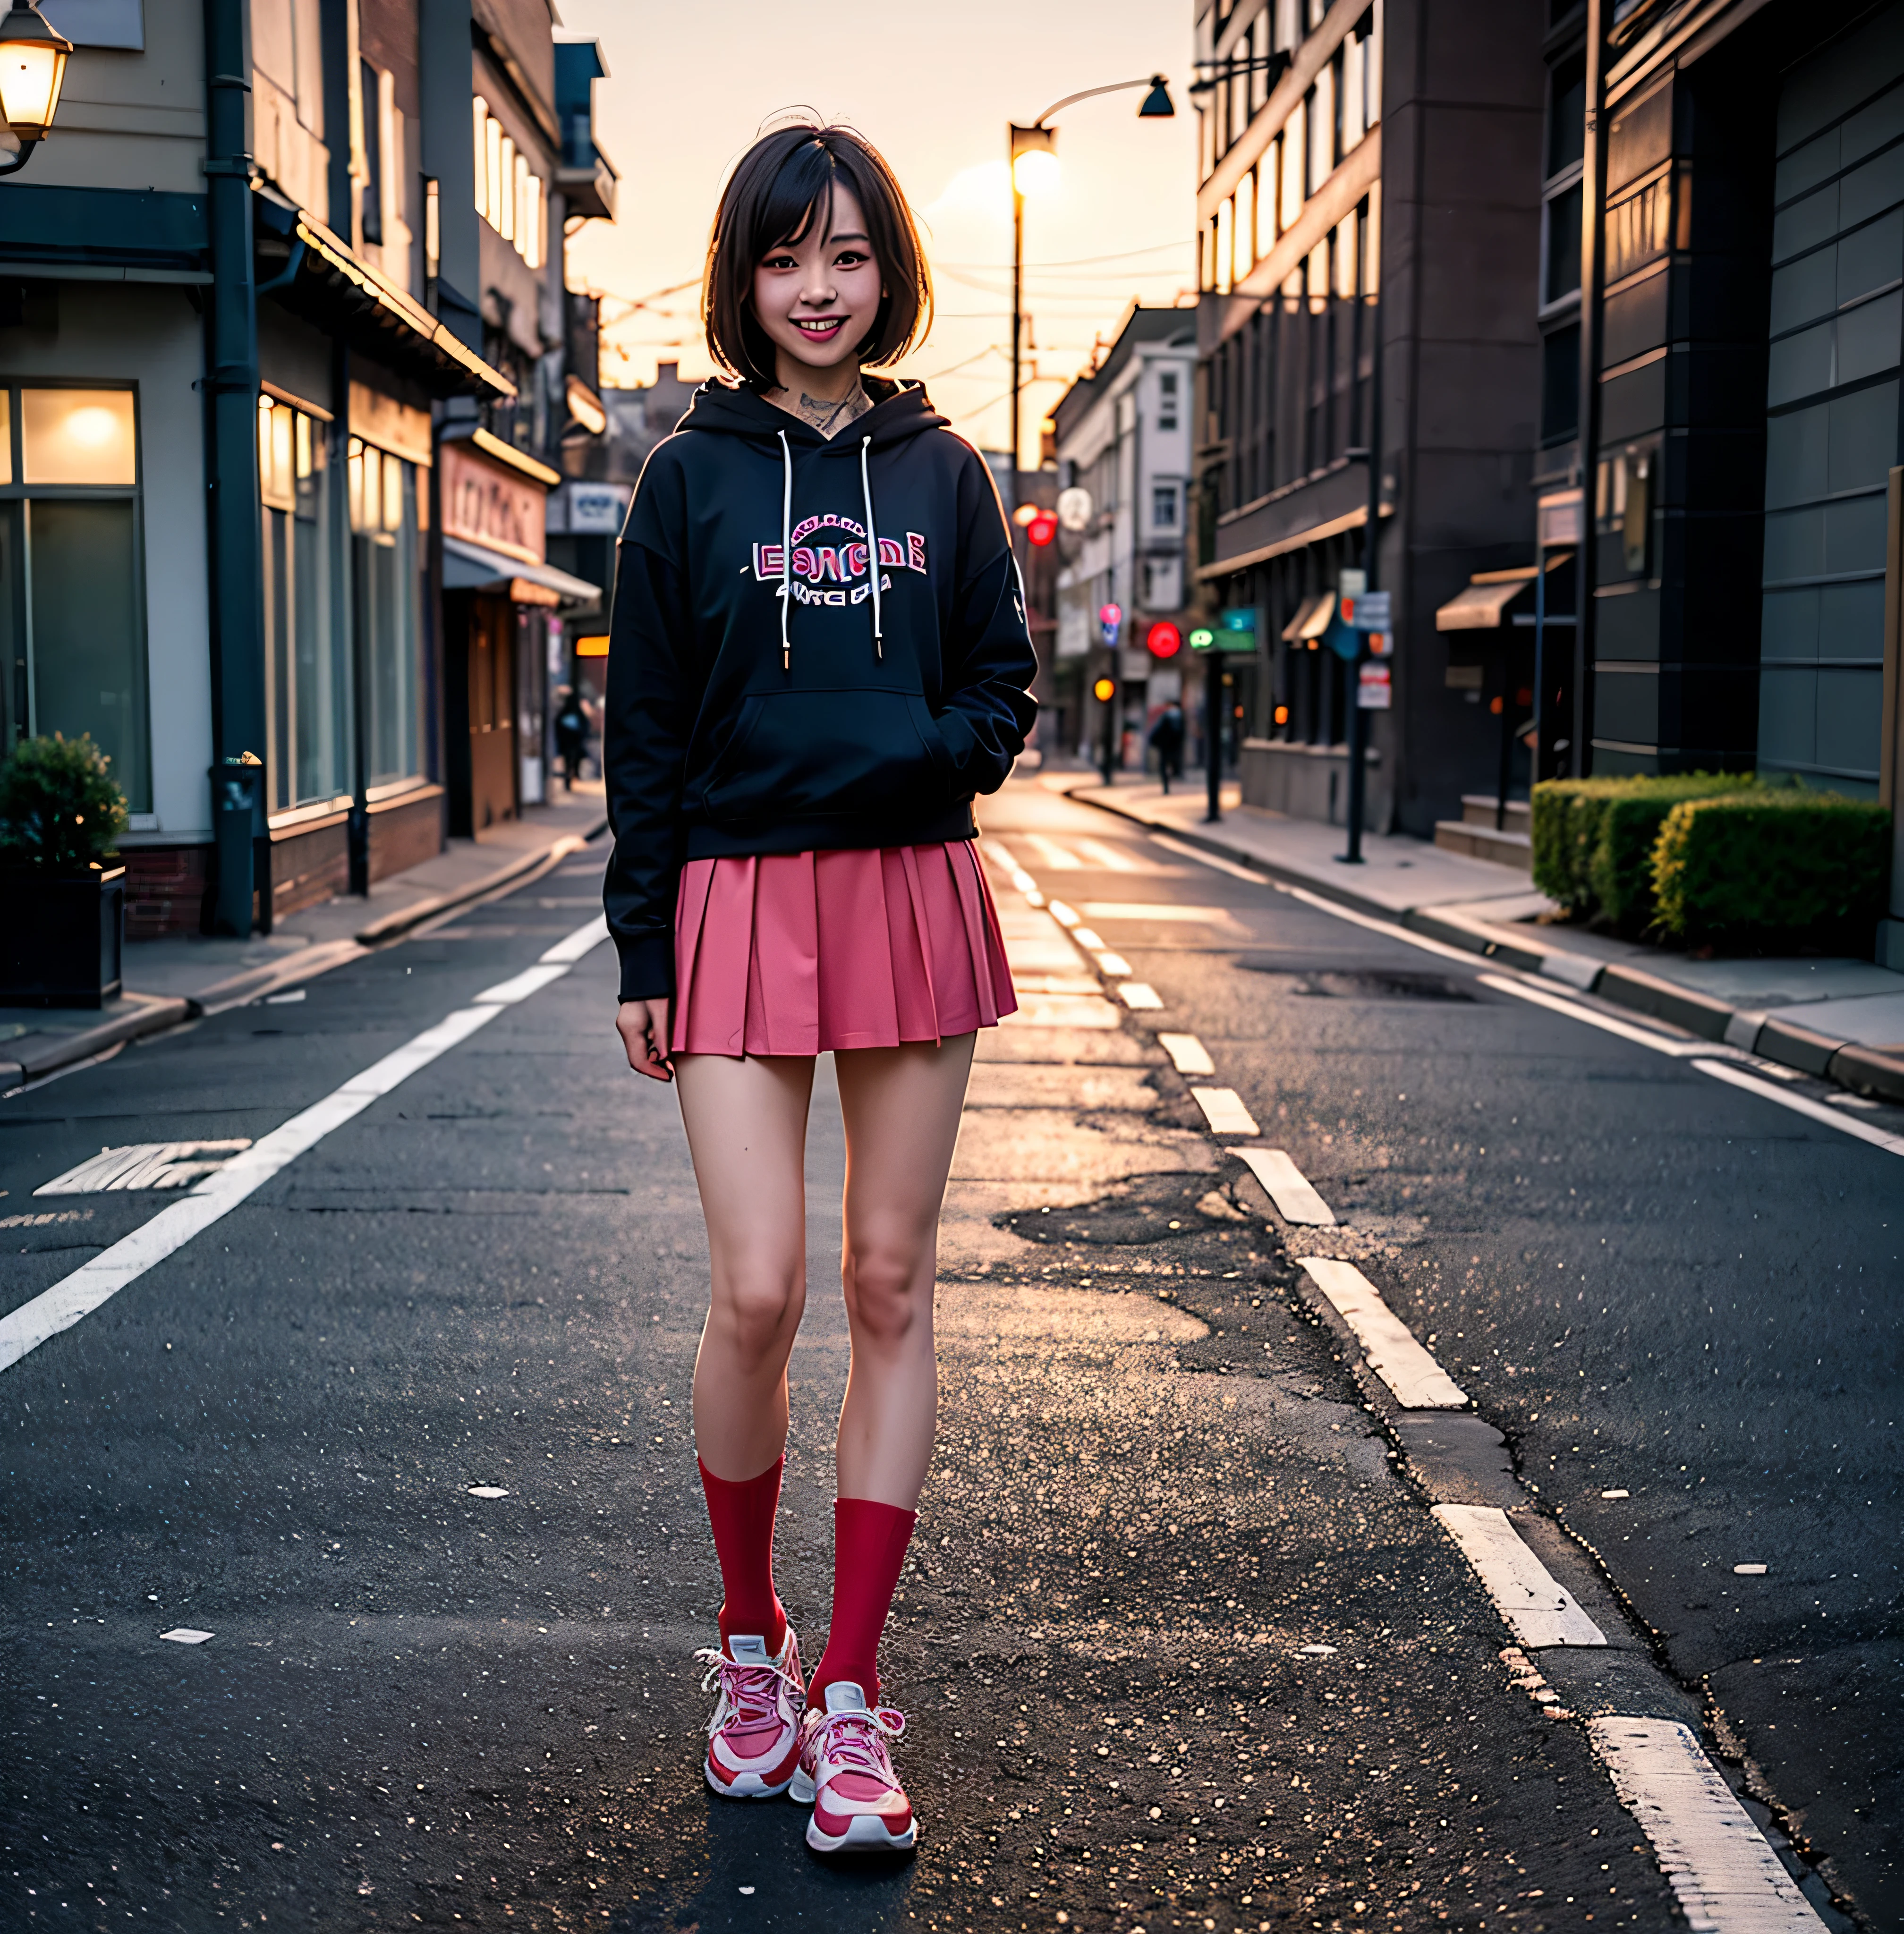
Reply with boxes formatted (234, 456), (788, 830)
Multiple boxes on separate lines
(553, 684), (588, 791)
(1148, 698), (1185, 793)
(604, 119), (1035, 1859)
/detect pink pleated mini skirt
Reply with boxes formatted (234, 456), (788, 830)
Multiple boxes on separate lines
(671, 840), (1018, 1057)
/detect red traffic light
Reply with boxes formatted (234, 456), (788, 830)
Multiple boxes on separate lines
(1026, 510), (1058, 547)
(1146, 621), (1182, 659)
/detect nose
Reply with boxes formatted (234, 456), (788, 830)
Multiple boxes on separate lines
(799, 265), (838, 308)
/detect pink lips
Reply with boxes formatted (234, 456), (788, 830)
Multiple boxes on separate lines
(796, 316), (846, 337)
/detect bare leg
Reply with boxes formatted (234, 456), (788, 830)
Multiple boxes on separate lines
(674, 1052), (816, 1481)
(831, 1035), (977, 1508)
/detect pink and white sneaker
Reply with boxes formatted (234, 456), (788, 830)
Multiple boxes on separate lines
(693, 1627), (804, 1798)
(789, 1681), (915, 1853)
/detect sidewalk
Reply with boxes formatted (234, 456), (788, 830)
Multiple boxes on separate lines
(1062, 772), (1904, 1104)
(0, 783), (608, 1091)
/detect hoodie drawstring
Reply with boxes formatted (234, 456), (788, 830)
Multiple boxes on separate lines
(860, 433), (884, 660)
(776, 430), (794, 672)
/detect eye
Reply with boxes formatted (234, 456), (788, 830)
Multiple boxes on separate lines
(760, 251), (799, 271)
(833, 248), (871, 268)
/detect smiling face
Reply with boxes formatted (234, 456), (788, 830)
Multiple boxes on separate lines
(749, 179), (886, 395)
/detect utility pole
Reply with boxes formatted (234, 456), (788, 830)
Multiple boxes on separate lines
(1010, 160), (1024, 479)
(1342, 259), (1384, 862)
(204, 0), (266, 935)
(1573, 0), (1609, 779)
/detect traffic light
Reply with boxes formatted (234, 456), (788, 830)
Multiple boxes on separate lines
(1092, 676), (1115, 704)
(1146, 621), (1182, 659)
(1027, 510), (1058, 546)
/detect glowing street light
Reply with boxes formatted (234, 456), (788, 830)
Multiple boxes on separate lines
(0, 0), (73, 177)
(1007, 75), (1173, 477)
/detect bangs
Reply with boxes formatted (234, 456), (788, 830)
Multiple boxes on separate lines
(703, 121), (934, 389)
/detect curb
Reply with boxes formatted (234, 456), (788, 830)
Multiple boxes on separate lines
(1068, 784), (1904, 1107)
(0, 993), (192, 1092)
(353, 821), (606, 946)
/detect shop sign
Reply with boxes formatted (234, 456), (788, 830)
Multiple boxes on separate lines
(563, 483), (631, 534)
(442, 440), (546, 565)
(1357, 662), (1393, 710)
(349, 382), (432, 466)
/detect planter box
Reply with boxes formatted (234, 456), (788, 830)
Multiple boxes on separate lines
(0, 867), (125, 1008)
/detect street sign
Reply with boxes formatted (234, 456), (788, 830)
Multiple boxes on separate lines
(1188, 626), (1216, 651)
(1357, 662), (1392, 709)
(1056, 485), (1093, 532)
(1342, 589), (1391, 631)
(1100, 601), (1123, 649)
(1218, 606), (1255, 631)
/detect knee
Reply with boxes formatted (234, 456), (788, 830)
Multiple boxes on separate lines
(842, 1240), (929, 1348)
(711, 1263), (803, 1366)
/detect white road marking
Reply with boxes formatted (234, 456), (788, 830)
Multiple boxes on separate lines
(1602, 1488), (1630, 1499)
(1093, 951), (1134, 977)
(1076, 837), (1146, 873)
(1297, 1256), (1466, 1407)
(473, 962), (571, 1004)
(1430, 1503), (1608, 1646)
(1118, 982), (1164, 1010)
(36, 1141), (251, 1196)
(1587, 1716), (1825, 1931)
(1046, 899), (1081, 927)
(159, 1629), (213, 1645)
(540, 914), (610, 963)
(1191, 1086), (1260, 1135)
(1070, 927), (1106, 949)
(1022, 832), (1084, 870)
(468, 1486), (510, 1499)
(1477, 973), (1714, 1056)
(1237, 1147), (1336, 1226)
(1084, 901), (1242, 927)
(1157, 1032), (1216, 1075)
(1734, 1563), (1768, 1575)
(0, 917), (612, 1377)
(1279, 884), (1486, 965)
(1148, 832), (1266, 882)
(1693, 1059), (1904, 1159)
(1000, 995), (1122, 1029)
(263, 988), (307, 1004)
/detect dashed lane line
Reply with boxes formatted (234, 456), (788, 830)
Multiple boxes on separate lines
(1190, 1085), (1259, 1135)
(1589, 1718), (1826, 1932)
(1156, 1032), (1216, 1076)
(1117, 981), (1165, 1011)
(1296, 1256), (1466, 1407)
(0, 918), (610, 1377)
(1009, 831), (1839, 1922)
(1430, 1503), (1608, 1648)
(1695, 1056), (1904, 1159)
(1236, 1147), (1335, 1226)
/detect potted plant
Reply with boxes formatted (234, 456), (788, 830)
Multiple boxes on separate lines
(0, 733), (130, 1007)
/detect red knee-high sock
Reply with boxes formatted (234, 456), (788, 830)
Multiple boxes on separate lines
(808, 1497), (917, 1709)
(698, 1457), (787, 1654)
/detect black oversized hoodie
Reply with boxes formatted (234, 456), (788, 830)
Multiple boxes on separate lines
(603, 377), (1038, 1001)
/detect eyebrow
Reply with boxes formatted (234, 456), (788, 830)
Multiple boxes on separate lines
(825, 230), (870, 246)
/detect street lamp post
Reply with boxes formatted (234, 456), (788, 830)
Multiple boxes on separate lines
(1007, 75), (1173, 479)
(0, 0), (72, 178)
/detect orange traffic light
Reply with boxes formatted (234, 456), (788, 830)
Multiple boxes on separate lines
(1092, 677), (1115, 703)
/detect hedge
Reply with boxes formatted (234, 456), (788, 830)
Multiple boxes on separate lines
(1652, 790), (1892, 948)
(1531, 773), (1751, 922)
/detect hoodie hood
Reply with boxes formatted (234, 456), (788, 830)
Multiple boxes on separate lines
(672, 375), (949, 452)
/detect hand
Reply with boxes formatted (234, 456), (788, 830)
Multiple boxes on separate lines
(617, 998), (675, 1082)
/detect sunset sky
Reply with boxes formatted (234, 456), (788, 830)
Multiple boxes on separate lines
(557, 0), (1200, 458)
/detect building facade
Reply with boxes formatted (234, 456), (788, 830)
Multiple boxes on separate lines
(1193, 0), (1547, 835)
(0, 0), (614, 934)
(1051, 306), (1199, 768)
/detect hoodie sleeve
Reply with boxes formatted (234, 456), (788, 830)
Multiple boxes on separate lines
(928, 447), (1040, 796)
(602, 445), (699, 1002)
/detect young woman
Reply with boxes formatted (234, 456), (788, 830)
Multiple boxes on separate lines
(603, 121), (1036, 1855)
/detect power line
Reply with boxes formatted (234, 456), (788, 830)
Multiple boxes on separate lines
(935, 240), (1189, 270)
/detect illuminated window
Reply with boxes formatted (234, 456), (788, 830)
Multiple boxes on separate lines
(1, 385), (149, 808)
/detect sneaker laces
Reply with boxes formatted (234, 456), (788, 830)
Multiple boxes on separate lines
(810, 1702), (907, 1780)
(694, 1646), (799, 1737)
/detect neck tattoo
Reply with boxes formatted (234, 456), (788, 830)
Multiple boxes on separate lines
(788, 384), (872, 439)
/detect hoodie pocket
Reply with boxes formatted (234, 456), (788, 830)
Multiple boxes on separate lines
(703, 689), (951, 824)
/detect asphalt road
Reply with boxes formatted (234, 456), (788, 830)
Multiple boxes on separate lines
(0, 787), (1895, 1933)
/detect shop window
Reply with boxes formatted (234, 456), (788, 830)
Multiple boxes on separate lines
(348, 437), (423, 789)
(1544, 182), (1583, 305)
(0, 384), (150, 811)
(259, 395), (348, 813)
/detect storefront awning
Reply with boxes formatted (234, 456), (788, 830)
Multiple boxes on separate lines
(1281, 591), (1336, 641)
(1435, 554), (1574, 630)
(443, 536), (601, 612)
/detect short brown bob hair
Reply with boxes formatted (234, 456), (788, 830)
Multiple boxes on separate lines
(704, 120), (932, 389)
